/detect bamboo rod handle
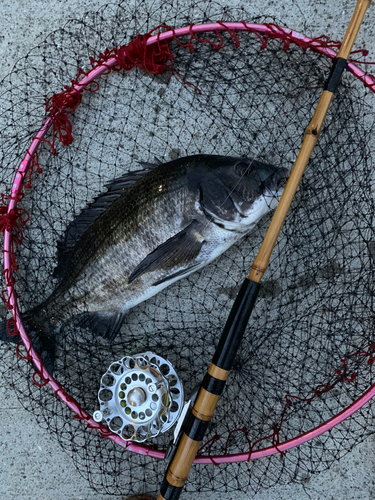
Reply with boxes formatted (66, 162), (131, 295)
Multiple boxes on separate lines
(249, 0), (372, 283)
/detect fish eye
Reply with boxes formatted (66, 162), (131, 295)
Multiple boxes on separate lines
(234, 161), (252, 177)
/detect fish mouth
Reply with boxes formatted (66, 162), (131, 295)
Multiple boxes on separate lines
(260, 167), (289, 194)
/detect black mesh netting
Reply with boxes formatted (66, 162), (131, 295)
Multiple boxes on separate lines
(1, 0), (375, 497)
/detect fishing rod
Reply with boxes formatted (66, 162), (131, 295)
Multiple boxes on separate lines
(155, 1), (372, 498)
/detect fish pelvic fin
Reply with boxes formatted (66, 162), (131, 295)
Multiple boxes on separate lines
(128, 220), (205, 284)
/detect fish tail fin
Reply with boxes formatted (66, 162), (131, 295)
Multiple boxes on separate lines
(0, 307), (56, 374)
(0, 316), (20, 344)
(22, 307), (57, 375)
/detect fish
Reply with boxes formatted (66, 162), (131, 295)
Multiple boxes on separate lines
(0, 154), (288, 371)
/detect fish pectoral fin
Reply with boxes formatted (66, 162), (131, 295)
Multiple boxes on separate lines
(128, 220), (205, 284)
(78, 311), (127, 341)
(152, 263), (201, 286)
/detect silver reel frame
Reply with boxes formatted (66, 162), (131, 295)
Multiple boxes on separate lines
(94, 352), (184, 442)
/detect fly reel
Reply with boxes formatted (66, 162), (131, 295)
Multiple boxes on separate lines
(93, 352), (184, 442)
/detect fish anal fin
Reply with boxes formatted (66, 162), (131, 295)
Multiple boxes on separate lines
(128, 220), (205, 284)
(78, 311), (127, 341)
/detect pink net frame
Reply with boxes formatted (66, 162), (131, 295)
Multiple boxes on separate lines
(2, 21), (375, 464)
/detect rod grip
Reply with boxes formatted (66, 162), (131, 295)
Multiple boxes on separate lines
(157, 279), (260, 499)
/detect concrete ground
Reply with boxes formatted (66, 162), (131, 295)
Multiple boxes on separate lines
(1, 0), (375, 499)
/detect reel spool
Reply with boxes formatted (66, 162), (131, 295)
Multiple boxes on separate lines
(94, 352), (184, 442)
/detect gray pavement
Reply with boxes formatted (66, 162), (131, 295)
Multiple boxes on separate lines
(1, 1), (375, 499)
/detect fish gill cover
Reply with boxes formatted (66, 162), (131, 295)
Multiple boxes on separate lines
(0, 0), (375, 497)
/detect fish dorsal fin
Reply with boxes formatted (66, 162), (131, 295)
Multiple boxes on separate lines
(54, 160), (160, 278)
(128, 219), (205, 284)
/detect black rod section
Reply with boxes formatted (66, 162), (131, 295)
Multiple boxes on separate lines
(324, 57), (347, 93)
(158, 279), (260, 500)
(212, 278), (260, 370)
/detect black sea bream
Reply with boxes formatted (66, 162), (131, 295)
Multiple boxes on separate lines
(1, 154), (288, 370)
